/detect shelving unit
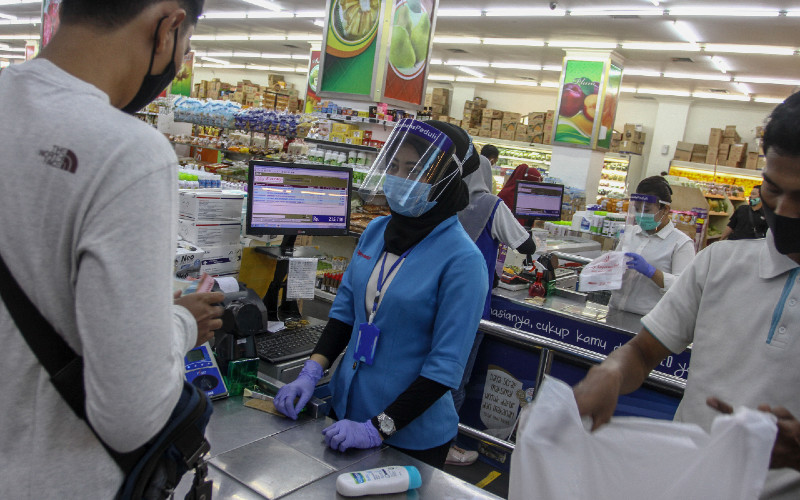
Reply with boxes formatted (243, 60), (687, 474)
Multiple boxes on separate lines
(312, 112), (397, 128)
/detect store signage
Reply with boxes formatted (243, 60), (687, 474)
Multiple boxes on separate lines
(41, 0), (63, 48)
(24, 41), (38, 61)
(171, 51), (194, 97)
(489, 295), (691, 380)
(380, 0), (439, 107)
(553, 55), (624, 150)
(304, 50), (321, 113)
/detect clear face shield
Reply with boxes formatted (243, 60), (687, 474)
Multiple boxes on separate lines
(358, 119), (459, 218)
(626, 193), (669, 232)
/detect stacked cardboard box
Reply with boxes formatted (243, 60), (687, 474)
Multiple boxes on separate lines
(527, 112), (546, 143)
(462, 97), (487, 128)
(609, 131), (623, 152)
(429, 88), (451, 118)
(618, 124), (646, 154)
(542, 110), (555, 144)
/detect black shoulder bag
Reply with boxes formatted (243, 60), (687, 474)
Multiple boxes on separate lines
(0, 252), (214, 500)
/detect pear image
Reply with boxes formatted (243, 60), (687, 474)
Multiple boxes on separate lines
(410, 15), (430, 63)
(394, 4), (412, 32)
(390, 27), (416, 69)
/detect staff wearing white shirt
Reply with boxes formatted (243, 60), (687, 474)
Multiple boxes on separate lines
(610, 176), (696, 316)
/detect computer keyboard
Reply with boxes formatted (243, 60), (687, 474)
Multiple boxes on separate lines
(255, 324), (325, 363)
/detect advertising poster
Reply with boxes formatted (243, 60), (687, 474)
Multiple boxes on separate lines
(319, 0), (386, 98)
(304, 50), (321, 113)
(381, 0), (437, 107)
(25, 42), (38, 61)
(553, 60), (606, 147)
(171, 51), (194, 97)
(596, 64), (623, 150)
(41, 0), (63, 48)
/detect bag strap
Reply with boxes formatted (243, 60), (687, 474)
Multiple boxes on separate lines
(0, 251), (140, 472)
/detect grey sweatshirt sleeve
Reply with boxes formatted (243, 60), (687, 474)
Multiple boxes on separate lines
(75, 164), (194, 453)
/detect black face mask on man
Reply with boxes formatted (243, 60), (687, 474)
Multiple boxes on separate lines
(761, 200), (800, 254)
(122, 17), (179, 114)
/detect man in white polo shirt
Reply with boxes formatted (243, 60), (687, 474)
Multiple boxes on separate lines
(573, 91), (800, 500)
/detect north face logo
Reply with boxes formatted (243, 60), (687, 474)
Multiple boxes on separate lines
(39, 146), (78, 174)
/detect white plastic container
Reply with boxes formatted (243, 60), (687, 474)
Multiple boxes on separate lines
(335, 466), (422, 497)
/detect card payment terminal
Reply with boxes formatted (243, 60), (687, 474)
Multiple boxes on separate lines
(185, 342), (228, 400)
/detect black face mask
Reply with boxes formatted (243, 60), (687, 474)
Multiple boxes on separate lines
(122, 17), (179, 114)
(762, 200), (800, 255)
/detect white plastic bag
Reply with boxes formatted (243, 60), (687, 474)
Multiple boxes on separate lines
(578, 251), (627, 291)
(509, 376), (776, 500)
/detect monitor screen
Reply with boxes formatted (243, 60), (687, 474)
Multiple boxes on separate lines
(514, 181), (564, 222)
(247, 161), (352, 236)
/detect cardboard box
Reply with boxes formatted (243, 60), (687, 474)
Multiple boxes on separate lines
(431, 103), (448, 115)
(178, 219), (242, 247)
(468, 127), (480, 137)
(424, 94), (433, 107)
(745, 152), (760, 170)
(490, 130), (501, 139)
(463, 100), (474, 110)
(200, 244), (243, 276)
(473, 97), (488, 108)
(706, 149), (719, 165)
(676, 141), (694, 153)
(527, 112), (546, 125)
(491, 119), (502, 131)
(728, 143), (748, 162)
(721, 137), (737, 145)
(431, 93), (448, 105)
(500, 130), (516, 141)
(481, 116), (493, 130)
(708, 128), (723, 147)
(448, 118), (462, 127)
(174, 240), (205, 279)
(501, 112), (522, 125)
(692, 144), (708, 154)
(725, 158), (743, 168)
(532, 132), (545, 144)
(673, 149), (693, 161)
(179, 191), (244, 221)
(483, 109), (503, 119)
(432, 87), (450, 97)
(691, 153), (707, 163)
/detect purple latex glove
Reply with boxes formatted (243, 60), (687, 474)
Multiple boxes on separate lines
(273, 359), (323, 420)
(321, 419), (382, 452)
(625, 252), (656, 278)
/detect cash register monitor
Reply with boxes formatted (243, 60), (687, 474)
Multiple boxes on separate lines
(513, 180), (564, 224)
(246, 161), (353, 238)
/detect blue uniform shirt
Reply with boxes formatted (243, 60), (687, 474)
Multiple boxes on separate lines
(328, 215), (488, 450)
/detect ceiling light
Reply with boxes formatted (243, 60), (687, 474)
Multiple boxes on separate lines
(495, 79), (539, 86)
(312, 19), (324, 27)
(261, 53), (291, 58)
(190, 35), (215, 41)
(735, 76), (800, 86)
(248, 35), (287, 40)
(446, 59), (489, 67)
(0, 12), (16, 20)
(428, 74), (456, 81)
(734, 83), (751, 95)
(0, 17), (38, 25)
(0, 42), (7, 49)
(0, 53), (23, 59)
(201, 63), (247, 69)
(291, 54), (310, 60)
(433, 36), (481, 44)
(456, 76), (495, 83)
(438, 9), (482, 16)
(286, 34), (322, 41)
(202, 11), (248, 19)
(240, 0), (282, 11)
(650, 0), (660, 5)
(457, 66), (485, 78)
(624, 68), (661, 77)
(202, 57), (231, 65)
(539, 82), (560, 88)
(786, 11), (800, 17)
(704, 44), (796, 56)
(710, 56), (728, 73)
(637, 88), (691, 97)
(246, 11), (294, 18)
(202, 51), (233, 57)
(485, 8), (565, 16)
(569, 8), (662, 16)
(754, 97), (786, 104)
(692, 92), (750, 101)
(663, 72), (731, 82)
(667, 7), (779, 17)
(621, 42), (700, 51)
(294, 10), (325, 17)
(0, 34), (38, 40)
(541, 65), (562, 72)
(482, 38), (544, 47)
(621, 86), (639, 93)
(430, 58), (442, 65)
(293, 67), (308, 73)
(670, 20), (701, 44)
(233, 51), (261, 57)
(0, 0), (42, 4)
(490, 62), (541, 70)
(548, 40), (618, 49)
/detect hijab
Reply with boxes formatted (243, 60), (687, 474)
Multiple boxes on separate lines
(497, 163), (542, 211)
(458, 155), (501, 242)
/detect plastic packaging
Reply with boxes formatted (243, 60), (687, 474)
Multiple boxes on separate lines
(336, 466), (422, 497)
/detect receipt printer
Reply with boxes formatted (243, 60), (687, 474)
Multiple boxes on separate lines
(213, 283), (268, 375)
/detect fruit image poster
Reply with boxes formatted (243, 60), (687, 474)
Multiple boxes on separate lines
(382, 0), (437, 106)
(171, 51), (194, 97)
(319, 0), (385, 97)
(41, 0), (63, 48)
(304, 50), (321, 113)
(596, 64), (623, 150)
(554, 60), (605, 147)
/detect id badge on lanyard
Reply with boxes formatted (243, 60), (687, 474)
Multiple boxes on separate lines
(354, 247), (413, 365)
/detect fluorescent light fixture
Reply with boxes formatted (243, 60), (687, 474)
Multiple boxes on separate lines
(704, 44), (796, 55)
(233, 51), (261, 57)
(246, 11), (294, 18)
(0, 34), (38, 39)
(286, 34), (322, 41)
(541, 65), (563, 72)
(0, 53), (23, 59)
(457, 66), (486, 78)
(202, 11), (248, 19)
(0, 17), (39, 25)
(201, 51), (233, 57)
(485, 8), (565, 16)
(202, 57), (231, 65)
(248, 34), (287, 40)
(734, 82), (751, 95)
(539, 82), (560, 88)
(293, 67), (308, 73)
(621, 86), (639, 93)
(668, 7), (779, 17)
(429, 58), (443, 65)
(754, 97), (786, 104)
(663, 72), (731, 82)
(637, 88), (691, 97)
(787, 11), (800, 17)
(0, 12), (16, 20)
(294, 10), (325, 17)
(735, 76), (800, 86)
(569, 8), (662, 16)
(710, 55), (728, 73)
(670, 20), (700, 44)
(433, 36), (481, 44)
(428, 74), (456, 81)
(438, 8), (482, 16)
(456, 76), (495, 83)
(0, 0), (41, 4)
(624, 68), (662, 77)
(291, 54), (310, 60)
(490, 62), (541, 70)
(0, 42), (7, 49)
(622, 41), (700, 51)
(312, 19), (324, 27)
(260, 52), (291, 58)
(692, 92), (750, 101)
(213, 35), (250, 41)
(548, 40), (618, 49)
(240, 0), (282, 11)
(482, 38), (545, 47)
(445, 59), (489, 67)
(190, 35), (215, 40)
(495, 79), (539, 86)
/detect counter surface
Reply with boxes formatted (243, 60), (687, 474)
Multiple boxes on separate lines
(175, 396), (502, 499)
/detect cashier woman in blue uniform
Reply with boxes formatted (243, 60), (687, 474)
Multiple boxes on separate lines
(275, 119), (488, 468)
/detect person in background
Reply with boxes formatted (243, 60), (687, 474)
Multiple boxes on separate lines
(497, 163), (543, 219)
(573, 91), (800, 499)
(274, 120), (487, 470)
(610, 176), (696, 315)
(448, 144), (538, 466)
(721, 185), (768, 240)
(481, 144), (500, 166)
(0, 1), (224, 498)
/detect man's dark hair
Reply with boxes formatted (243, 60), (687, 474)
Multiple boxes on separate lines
(481, 144), (499, 160)
(637, 175), (673, 203)
(751, 185), (761, 194)
(763, 91), (800, 157)
(61, 0), (204, 29)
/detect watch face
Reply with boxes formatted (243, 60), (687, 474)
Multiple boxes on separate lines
(380, 415), (395, 435)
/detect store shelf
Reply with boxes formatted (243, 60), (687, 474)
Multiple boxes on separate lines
(670, 160), (762, 179)
(305, 137), (378, 152)
(708, 211), (729, 216)
(704, 194), (725, 199)
(312, 113), (397, 127)
(169, 141), (272, 158)
(729, 197), (746, 201)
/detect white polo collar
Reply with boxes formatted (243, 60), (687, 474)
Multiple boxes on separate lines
(759, 230), (800, 279)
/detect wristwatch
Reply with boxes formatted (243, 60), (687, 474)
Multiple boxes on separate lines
(372, 412), (396, 439)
